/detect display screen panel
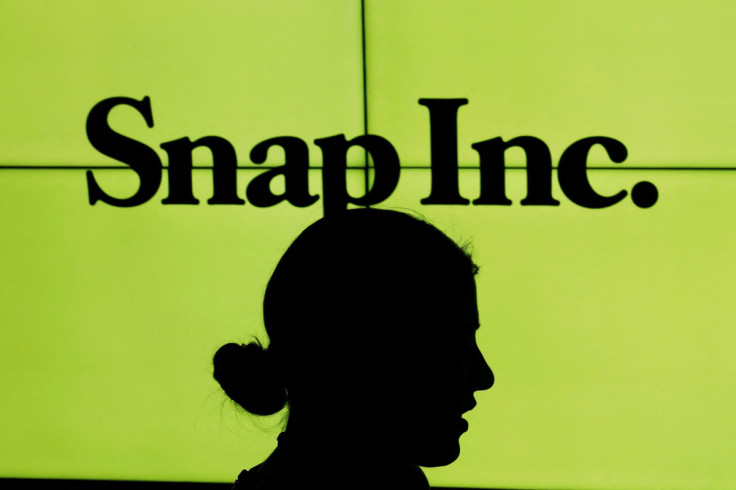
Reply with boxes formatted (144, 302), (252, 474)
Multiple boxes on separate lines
(1, 1), (735, 489)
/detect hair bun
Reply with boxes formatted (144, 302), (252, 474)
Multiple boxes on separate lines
(213, 342), (287, 416)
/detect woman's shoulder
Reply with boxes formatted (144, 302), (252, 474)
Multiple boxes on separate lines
(231, 443), (291, 490)
(230, 432), (430, 490)
(231, 461), (269, 490)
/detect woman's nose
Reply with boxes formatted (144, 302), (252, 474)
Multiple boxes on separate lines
(474, 349), (494, 391)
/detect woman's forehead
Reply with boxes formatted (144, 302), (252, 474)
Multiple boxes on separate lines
(413, 281), (479, 331)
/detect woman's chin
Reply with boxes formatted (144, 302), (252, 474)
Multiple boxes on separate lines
(412, 426), (466, 467)
(415, 440), (461, 467)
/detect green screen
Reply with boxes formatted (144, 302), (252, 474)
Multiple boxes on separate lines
(1, 1), (735, 489)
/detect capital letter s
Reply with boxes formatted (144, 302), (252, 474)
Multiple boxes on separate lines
(85, 96), (162, 206)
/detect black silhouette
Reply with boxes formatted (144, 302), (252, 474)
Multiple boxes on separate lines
(213, 208), (494, 489)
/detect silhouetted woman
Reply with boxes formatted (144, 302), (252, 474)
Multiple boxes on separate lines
(213, 208), (494, 489)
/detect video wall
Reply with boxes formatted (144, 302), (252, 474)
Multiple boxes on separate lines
(1, 1), (735, 489)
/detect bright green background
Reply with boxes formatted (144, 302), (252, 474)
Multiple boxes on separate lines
(1, 1), (735, 489)
(386, 170), (736, 489)
(0, 0), (363, 166)
(367, 0), (736, 167)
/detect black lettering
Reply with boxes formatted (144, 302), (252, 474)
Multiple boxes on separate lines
(472, 136), (559, 206)
(558, 137), (628, 208)
(159, 136), (244, 205)
(85, 96), (161, 206)
(314, 134), (400, 216)
(418, 98), (470, 205)
(246, 137), (318, 207)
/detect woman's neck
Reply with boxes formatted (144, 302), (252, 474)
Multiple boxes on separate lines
(275, 421), (429, 489)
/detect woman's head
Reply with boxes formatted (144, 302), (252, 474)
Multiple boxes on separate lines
(213, 208), (493, 466)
